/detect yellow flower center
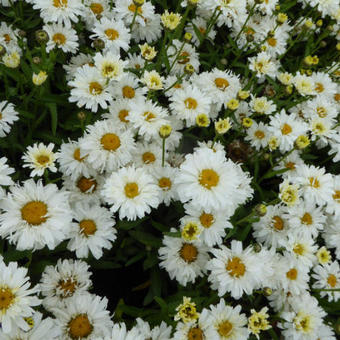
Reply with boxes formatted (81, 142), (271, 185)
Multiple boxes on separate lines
(73, 148), (87, 162)
(327, 274), (337, 287)
(293, 244), (305, 256)
(309, 177), (320, 188)
(214, 77), (229, 90)
(218, 320), (233, 337)
(21, 201), (48, 225)
(199, 212), (214, 228)
(53, 0), (67, 8)
(178, 51), (190, 64)
(58, 278), (77, 297)
(105, 28), (119, 40)
(286, 268), (298, 280)
(143, 111), (156, 121)
(267, 37), (277, 47)
(315, 82), (324, 93)
(122, 85), (135, 98)
(198, 169), (219, 190)
(254, 130), (265, 139)
(3, 33), (11, 43)
(88, 81), (103, 95)
(333, 190), (340, 203)
(128, 4), (143, 14)
(188, 326), (204, 340)
(0, 287), (14, 311)
(184, 97), (198, 110)
(316, 107), (327, 118)
(37, 155), (50, 165)
(142, 152), (156, 164)
(124, 182), (139, 198)
(79, 219), (97, 237)
(90, 2), (104, 14)
(294, 314), (312, 333)
(226, 257), (246, 278)
(100, 133), (121, 151)
(272, 215), (284, 230)
(301, 212), (312, 225)
(53, 33), (66, 45)
(281, 123), (292, 135)
(68, 314), (93, 339)
(118, 109), (129, 123)
(158, 177), (172, 191)
(179, 243), (198, 263)
(77, 176), (97, 193)
(285, 161), (296, 170)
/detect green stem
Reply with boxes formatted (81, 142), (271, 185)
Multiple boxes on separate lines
(235, 3), (257, 43)
(168, 41), (186, 74)
(129, 7), (139, 31)
(162, 138), (165, 167)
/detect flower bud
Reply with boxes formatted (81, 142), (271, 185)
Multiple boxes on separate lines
(35, 29), (49, 44)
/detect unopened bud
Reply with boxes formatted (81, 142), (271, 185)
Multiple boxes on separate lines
(0, 44), (6, 57)
(77, 111), (86, 121)
(184, 32), (192, 43)
(184, 63), (195, 75)
(263, 287), (272, 296)
(32, 56), (41, 64)
(93, 38), (105, 50)
(253, 243), (262, 253)
(159, 124), (172, 138)
(255, 204), (267, 216)
(35, 29), (49, 44)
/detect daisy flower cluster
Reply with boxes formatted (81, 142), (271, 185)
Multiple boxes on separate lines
(0, 0), (339, 339)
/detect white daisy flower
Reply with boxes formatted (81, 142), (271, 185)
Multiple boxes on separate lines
(194, 69), (241, 110)
(282, 233), (317, 268)
(252, 204), (290, 248)
(273, 149), (304, 179)
(325, 175), (340, 217)
(132, 142), (163, 170)
(62, 173), (104, 206)
(129, 99), (169, 141)
(135, 318), (172, 340)
(276, 254), (310, 295)
(68, 64), (112, 112)
(102, 99), (135, 130)
(83, 0), (111, 29)
(0, 259), (40, 334)
(175, 148), (249, 211)
(101, 166), (161, 220)
(186, 16), (217, 47)
(0, 100), (19, 137)
(206, 299), (249, 340)
(245, 121), (270, 151)
(43, 23), (79, 53)
(63, 52), (93, 81)
(111, 74), (147, 100)
(151, 165), (179, 206)
(293, 72), (316, 96)
(39, 258), (92, 311)
(141, 70), (164, 91)
(0, 311), (60, 339)
(249, 96), (276, 115)
(0, 156), (14, 186)
(52, 293), (113, 340)
(158, 231), (210, 286)
(323, 215), (340, 260)
(32, 0), (84, 25)
(167, 39), (200, 75)
(103, 322), (143, 340)
(293, 164), (333, 206)
(248, 52), (278, 81)
(311, 71), (337, 99)
(268, 110), (308, 152)
(312, 261), (340, 302)
(22, 142), (59, 177)
(287, 201), (326, 239)
(169, 85), (211, 127)
(79, 119), (135, 173)
(58, 139), (95, 181)
(114, 0), (155, 27)
(91, 17), (131, 53)
(127, 52), (145, 71)
(182, 202), (232, 247)
(173, 310), (216, 340)
(93, 51), (128, 81)
(207, 240), (265, 299)
(0, 179), (71, 251)
(67, 202), (117, 259)
(131, 14), (162, 44)
(279, 293), (326, 340)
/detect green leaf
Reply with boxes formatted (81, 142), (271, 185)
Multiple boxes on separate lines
(129, 230), (162, 248)
(47, 103), (58, 135)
